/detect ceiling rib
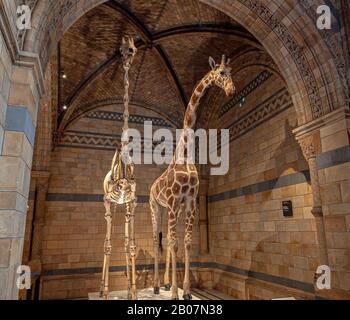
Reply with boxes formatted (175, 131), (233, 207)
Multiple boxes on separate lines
(106, 0), (188, 107)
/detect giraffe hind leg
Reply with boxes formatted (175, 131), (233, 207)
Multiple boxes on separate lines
(164, 227), (171, 291)
(168, 203), (181, 300)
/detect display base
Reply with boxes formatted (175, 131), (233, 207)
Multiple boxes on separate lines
(88, 287), (201, 300)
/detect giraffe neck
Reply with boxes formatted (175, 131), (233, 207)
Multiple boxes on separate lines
(170, 74), (212, 166)
(183, 73), (213, 129)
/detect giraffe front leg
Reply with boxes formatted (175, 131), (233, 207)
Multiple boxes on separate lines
(183, 200), (195, 300)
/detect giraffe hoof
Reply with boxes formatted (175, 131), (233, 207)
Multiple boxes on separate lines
(172, 297), (179, 300)
(183, 294), (192, 300)
(154, 287), (160, 295)
(164, 284), (172, 291)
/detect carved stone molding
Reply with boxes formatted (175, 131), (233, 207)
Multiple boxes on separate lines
(0, 3), (45, 96)
(235, 0), (324, 119)
(299, 0), (349, 100)
(293, 107), (350, 146)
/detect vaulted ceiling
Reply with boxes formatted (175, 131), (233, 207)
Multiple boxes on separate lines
(53, 0), (266, 132)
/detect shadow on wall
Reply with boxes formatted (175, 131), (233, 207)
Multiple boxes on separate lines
(135, 249), (153, 288)
(214, 119), (313, 299)
(271, 119), (308, 178)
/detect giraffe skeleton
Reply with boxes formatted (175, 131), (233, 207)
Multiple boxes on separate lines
(99, 36), (138, 300)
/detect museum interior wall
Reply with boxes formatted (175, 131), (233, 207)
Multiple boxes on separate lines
(0, 0), (350, 300)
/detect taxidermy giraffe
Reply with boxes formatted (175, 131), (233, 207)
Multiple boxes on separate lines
(150, 55), (235, 300)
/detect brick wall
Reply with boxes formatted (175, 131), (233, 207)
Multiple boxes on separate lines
(317, 116), (350, 292)
(206, 74), (319, 299)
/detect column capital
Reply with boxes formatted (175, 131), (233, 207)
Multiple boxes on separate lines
(299, 135), (317, 160)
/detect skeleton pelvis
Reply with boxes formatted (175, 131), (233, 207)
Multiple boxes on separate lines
(104, 171), (136, 204)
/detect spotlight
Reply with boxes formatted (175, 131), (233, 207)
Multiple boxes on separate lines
(62, 105), (67, 110)
(61, 71), (67, 79)
(239, 97), (246, 108)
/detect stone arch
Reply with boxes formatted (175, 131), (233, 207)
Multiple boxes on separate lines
(24, 0), (347, 127)
(200, 0), (347, 125)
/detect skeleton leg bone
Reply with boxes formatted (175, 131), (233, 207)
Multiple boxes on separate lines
(99, 198), (112, 300)
(125, 206), (132, 300)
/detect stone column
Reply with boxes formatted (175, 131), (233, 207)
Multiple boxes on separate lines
(0, 3), (44, 298)
(29, 173), (49, 273)
(199, 178), (209, 255)
(299, 135), (329, 266)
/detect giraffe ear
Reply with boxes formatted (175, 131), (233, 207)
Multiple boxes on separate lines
(209, 56), (216, 70)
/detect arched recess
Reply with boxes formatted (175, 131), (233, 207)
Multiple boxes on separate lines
(24, 0), (347, 127)
(64, 99), (178, 131)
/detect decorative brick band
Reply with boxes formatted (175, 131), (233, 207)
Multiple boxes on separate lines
(227, 88), (293, 142)
(4, 106), (36, 146)
(42, 261), (314, 294)
(46, 193), (150, 203)
(57, 130), (174, 152)
(220, 70), (273, 117)
(316, 145), (350, 170)
(41, 149), (350, 205)
(208, 170), (310, 203)
(86, 110), (172, 128)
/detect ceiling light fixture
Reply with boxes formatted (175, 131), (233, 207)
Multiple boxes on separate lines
(62, 105), (67, 110)
(61, 71), (67, 79)
(239, 97), (246, 108)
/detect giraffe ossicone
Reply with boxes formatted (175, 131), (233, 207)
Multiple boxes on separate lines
(150, 55), (235, 300)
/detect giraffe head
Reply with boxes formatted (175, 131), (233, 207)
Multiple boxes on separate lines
(208, 55), (235, 96)
(120, 36), (137, 66)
